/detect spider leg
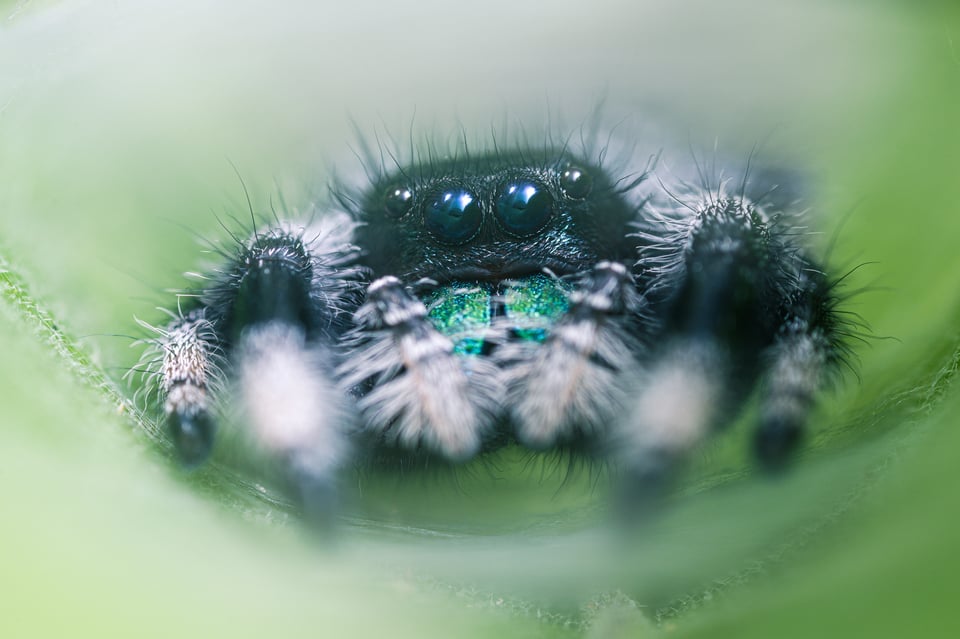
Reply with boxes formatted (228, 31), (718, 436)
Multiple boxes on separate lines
(755, 268), (842, 469)
(616, 340), (730, 492)
(339, 276), (502, 462)
(152, 213), (363, 520)
(618, 194), (810, 495)
(498, 261), (645, 451)
(224, 217), (364, 518)
(154, 308), (221, 466)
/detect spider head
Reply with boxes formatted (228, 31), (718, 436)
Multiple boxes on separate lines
(350, 152), (642, 283)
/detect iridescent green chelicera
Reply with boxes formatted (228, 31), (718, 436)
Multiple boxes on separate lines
(502, 274), (571, 342)
(425, 274), (573, 355)
(424, 283), (492, 356)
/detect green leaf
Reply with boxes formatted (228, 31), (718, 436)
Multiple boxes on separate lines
(2, 1), (959, 637)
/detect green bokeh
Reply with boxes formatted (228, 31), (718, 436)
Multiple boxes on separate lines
(1, 0), (959, 637)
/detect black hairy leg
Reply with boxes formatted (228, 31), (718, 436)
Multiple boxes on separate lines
(614, 178), (849, 505)
(134, 134), (855, 525)
(137, 214), (365, 518)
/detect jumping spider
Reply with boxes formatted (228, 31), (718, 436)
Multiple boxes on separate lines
(136, 134), (850, 522)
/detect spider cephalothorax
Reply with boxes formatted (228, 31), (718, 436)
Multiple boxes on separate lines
(136, 137), (850, 522)
(350, 152), (642, 283)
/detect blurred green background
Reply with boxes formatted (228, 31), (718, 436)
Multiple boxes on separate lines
(1, 0), (959, 637)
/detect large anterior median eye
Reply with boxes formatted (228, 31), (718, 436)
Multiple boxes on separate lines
(425, 188), (483, 244)
(495, 180), (553, 237)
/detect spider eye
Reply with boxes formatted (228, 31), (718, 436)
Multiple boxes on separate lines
(495, 180), (553, 237)
(559, 165), (592, 200)
(425, 188), (483, 244)
(383, 185), (414, 218)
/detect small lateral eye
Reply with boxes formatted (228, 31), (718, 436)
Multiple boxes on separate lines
(383, 185), (414, 218)
(425, 188), (483, 245)
(559, 165), (592, 200)
(495, 180), (553, 237)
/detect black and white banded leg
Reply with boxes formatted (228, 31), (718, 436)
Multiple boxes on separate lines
(143, 215), (362, 519)
(618, 194), (843, 502)
(153, 308), (222, 466)
(755, 270), (843, 470)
